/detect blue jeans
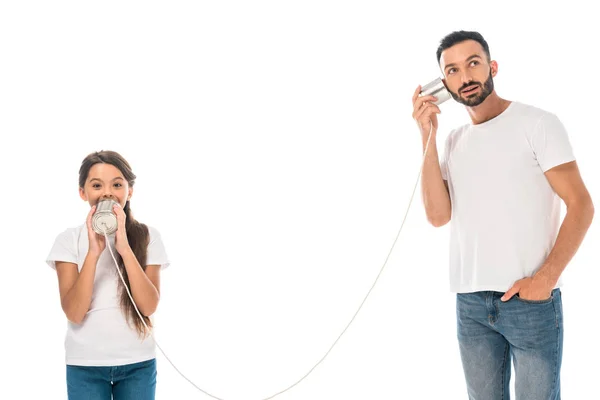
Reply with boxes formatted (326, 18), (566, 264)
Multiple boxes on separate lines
(66, 358), (156, 400)
(457, 288), (563, 400)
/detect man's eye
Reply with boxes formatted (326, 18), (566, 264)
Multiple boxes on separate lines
(448, 68), (456, 74)
(471, 60), (479, 66)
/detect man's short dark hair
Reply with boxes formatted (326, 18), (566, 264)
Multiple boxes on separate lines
(436, 31), (491, 64)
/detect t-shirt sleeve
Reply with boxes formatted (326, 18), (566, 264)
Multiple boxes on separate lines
(147, 226), (170, 270)
(46, 229), (78, 270)
(531, 113), (576, 172)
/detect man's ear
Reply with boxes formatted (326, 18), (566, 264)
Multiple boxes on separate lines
(490, 60), (498, 77)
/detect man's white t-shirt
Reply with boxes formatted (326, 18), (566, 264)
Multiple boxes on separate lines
(440, 101), (576, 293)
(46, 224), (169, 366)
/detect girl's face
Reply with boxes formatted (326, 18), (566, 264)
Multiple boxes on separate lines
(79, 163), (133, 208)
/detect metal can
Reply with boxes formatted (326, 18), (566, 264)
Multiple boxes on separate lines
(92, 199), (118, 235)
(420, 77), (451, 105)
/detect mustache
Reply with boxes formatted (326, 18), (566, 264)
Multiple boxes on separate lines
(459, 82), (482, 93)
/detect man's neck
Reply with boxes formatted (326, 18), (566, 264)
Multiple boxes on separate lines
(466, 92), (511, 125)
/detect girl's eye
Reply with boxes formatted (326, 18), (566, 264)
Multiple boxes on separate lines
(92, 184), (101, 189)
(114, 183), (122, 188)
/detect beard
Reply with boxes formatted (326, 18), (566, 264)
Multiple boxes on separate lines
(449, 69), (494, 107)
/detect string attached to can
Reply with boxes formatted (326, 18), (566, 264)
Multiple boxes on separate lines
(102, 123), (437, 399)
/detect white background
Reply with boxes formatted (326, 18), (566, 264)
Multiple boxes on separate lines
(1, 1), (598, 399)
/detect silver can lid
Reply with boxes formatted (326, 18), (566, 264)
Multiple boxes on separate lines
(92, 211), (118, 235)
(421, 77), (445, 93)
(420, 77), (451, 105)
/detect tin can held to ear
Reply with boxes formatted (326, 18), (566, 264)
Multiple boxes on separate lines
(420, 77), (451, 105)
(92, 199), (118, 235)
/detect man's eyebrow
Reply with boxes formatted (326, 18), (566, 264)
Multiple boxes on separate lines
(444, 54), (482, 71)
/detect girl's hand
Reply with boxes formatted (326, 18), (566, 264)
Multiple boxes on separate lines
(86, 205), (106, 256)
(113, 203), (131, 255)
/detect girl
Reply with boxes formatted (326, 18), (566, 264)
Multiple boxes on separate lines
(46, 150), (169, 400)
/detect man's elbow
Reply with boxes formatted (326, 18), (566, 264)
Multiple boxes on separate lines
(586, 197), (595, 224)
(571, 194), (595, 224)
(428, 214), (451, 227)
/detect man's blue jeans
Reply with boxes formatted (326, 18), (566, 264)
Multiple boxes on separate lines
(66, 358), (156, 400)
(457, 288), (563, 400)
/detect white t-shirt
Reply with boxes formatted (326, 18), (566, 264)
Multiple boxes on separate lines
(440, 101), (575, 293)
(46, 224), (170, 366)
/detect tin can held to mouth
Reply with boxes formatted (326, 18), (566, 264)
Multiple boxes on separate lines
(92, 199), (118, 235)
(420, 77), (451, 105)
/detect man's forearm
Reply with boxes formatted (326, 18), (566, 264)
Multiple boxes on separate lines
(535, 198), (595, 286)
(421, 134), (451, 227)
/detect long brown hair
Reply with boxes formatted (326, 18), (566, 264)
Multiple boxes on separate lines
(78, 150), (152, 339)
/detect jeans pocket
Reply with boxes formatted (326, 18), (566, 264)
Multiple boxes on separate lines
(515, 292), (553, 304)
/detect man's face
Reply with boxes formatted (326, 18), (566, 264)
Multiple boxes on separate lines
(440, 40), (497, 107)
